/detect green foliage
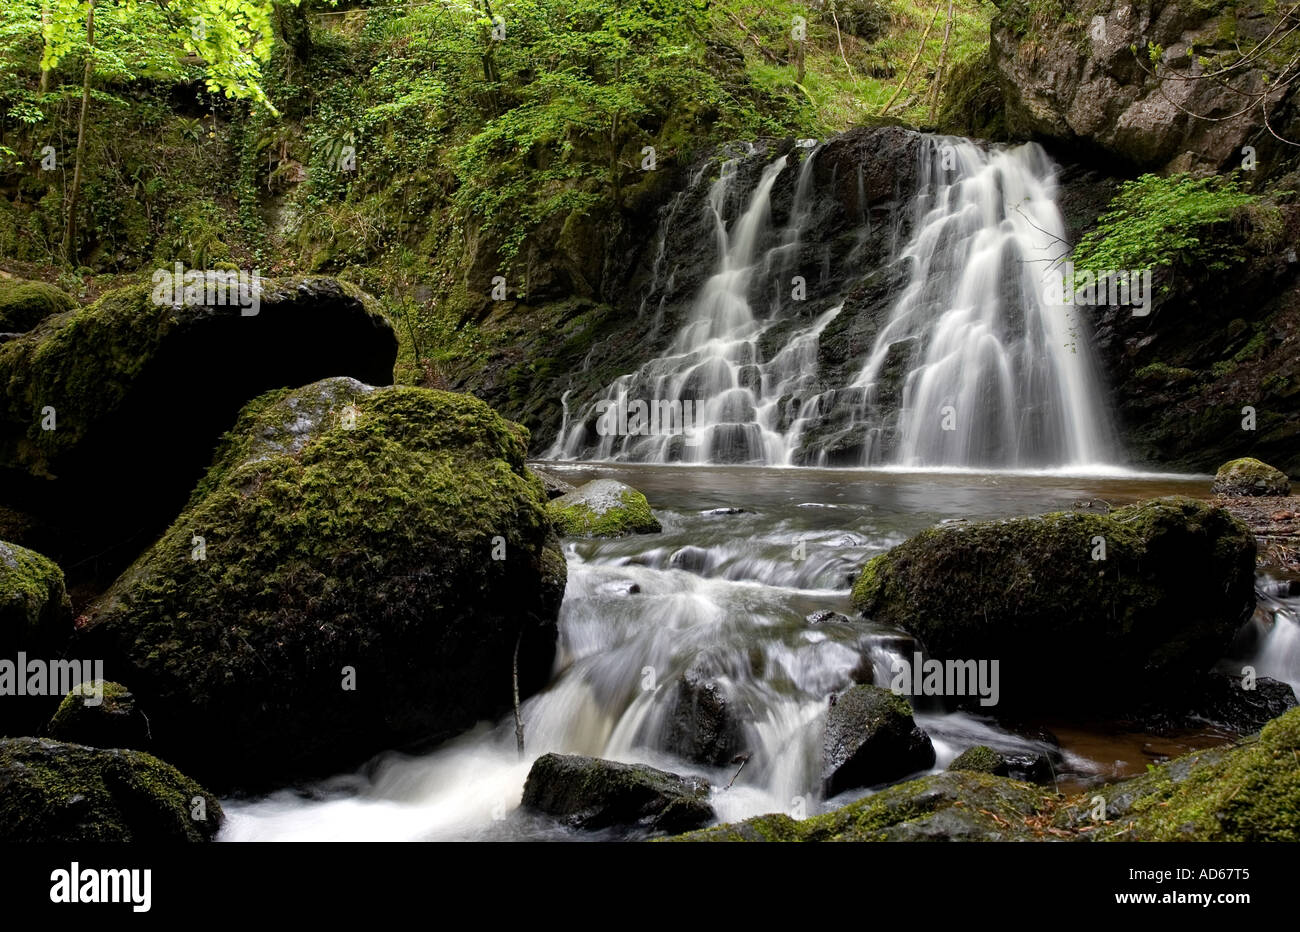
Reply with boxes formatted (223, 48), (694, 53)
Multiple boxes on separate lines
(1072, 173), (1259, 288)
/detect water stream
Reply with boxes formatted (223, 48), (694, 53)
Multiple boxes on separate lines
(221, 465), (1297, 841)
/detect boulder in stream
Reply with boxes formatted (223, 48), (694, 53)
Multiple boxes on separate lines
(47, 681), (151, 751)
(663, 660), (746, 767)
(0, 539), (73, 736)
(76, 378), (565, 788)
(852, 497), (1256, 709)
(547, 479), (661, 537)
(822, 684), (935, 796)
(522, 752), (715, 834)
(1211, 457), (1292, 497)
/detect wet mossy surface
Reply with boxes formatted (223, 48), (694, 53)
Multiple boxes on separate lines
(547, 479), (662, 538)
(47, 681), (151, 751)
(77, 378), (566, 789)
(949, 745), (1009, 776)
(1211, 457), (1292, 497)
(850, 497), (1256, 709)
(0, 737), (221, 842)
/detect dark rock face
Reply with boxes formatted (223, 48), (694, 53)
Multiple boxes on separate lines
(521, 752), (715, 834)
(822, 684), (935, 796)
(442, 127), (925, 457)
(664, 661), (746, 767)
(991, 0), (1300, 174)
(0, 277), (398, 588)
(853, 497), (1257, 710)
(76, 378), (565, 789)
(0, 737), (222, 842)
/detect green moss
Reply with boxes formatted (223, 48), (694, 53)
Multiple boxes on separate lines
(0, 737), (221, 842)
(1076, 707), (1300, 841)
(949, 745), (1006, 775)
(0, 280), (75, 333)
(47, 680), (149, 750)
(0, 539), (71, 641)
(80, 378), (564, 786)
(1135, 362), (1198, 383)
(1212, 457), (1291, 496)
(547, 482), (662, 538)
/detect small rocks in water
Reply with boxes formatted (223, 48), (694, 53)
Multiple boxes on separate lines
(822, 684), (935, 796)
(532, 469), (577, 500)
(669, 545), (710, 574)
(806, 609), (850, 626)
(701, 507), (747, 516)
(521, 752), (714, 834)
(1212, 457), (1292, 497)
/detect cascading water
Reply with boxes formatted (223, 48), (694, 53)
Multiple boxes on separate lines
(549, 134), (1119, 470)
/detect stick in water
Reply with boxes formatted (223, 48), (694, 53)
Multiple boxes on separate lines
(513, 632), (525, 757)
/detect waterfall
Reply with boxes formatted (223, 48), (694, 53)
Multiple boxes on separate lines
(550, 133), (1119, 470)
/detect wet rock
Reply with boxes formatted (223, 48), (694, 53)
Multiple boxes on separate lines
(521, 752), (714, 834)
(77, 378), (565, 788)
(664, 661), (745, 767)
(948, 745), (1009, 776)
(1212, 457), (1292, 497)
(0, 737), (222, 842)
(701, 507), (747, 516)
(533, 469), (577, 499)
(47, 681), (151, 751)
(669, 545), (710, 574)
(807, 609), (850, 626)
(852, 497), (1256, 710)
(673, 771), (1041, 842)
(1134, 671), (1298, 734)
(823, 684), (935, 795)
(547, 479), (662, 537)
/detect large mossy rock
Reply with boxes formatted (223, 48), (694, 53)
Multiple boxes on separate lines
(77, 378), (566, 787)
(851, 497), (1256, 708)
(522, 752), (715, 835)
(0, 276), (398, 581)
(0, 540), (73, 736)
(1058, 706), (1300, 841)
(823, 684), (935, 796)
(0, 737), (222, 842)
(0, 279), (74, 334)
(47, 681), (151, 751)
(547, 479), (661, 537)
(671, 771), (1044, 842)
(1212, 457), (1292, 497)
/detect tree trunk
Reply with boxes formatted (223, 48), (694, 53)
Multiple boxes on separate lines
(64, 1), (94, 264)
(928, 0), (955, 123)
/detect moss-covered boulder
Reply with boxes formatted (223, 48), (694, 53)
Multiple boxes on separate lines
(823, 684), (935, 796)
(77, 377), (566, 787)
(0, 279), (74, 334)
(0, 540), (73, 736)
(1212, 457), (1292, 497)
(948, 745), (1009, 776)
(547, 479), (661, 537)
(0, 737), (221, 841)
(1057, 706), (1300, 841)
(672, 771), (1044, 842)
(851, 497), (1256, 709)
(47, 681), (150, 751)
(521, 752), (715, 835)
(0, 276), (398, 583)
